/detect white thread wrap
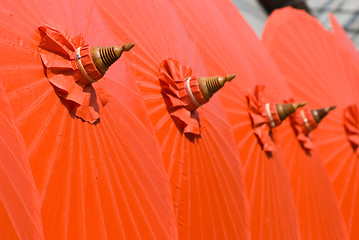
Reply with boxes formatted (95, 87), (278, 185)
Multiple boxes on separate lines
(185, 77), (201, 107)
(265, 103), (276, 128)
(300, 109), (312, 131)
(75, 47), (97, 83)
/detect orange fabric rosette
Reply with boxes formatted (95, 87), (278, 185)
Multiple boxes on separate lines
(159, 58), (208, 136)
(246, 85), (281, 153)
(288, 106), (317, 152)
(38, 23), (109, 124)
(344, 104), (359, 155)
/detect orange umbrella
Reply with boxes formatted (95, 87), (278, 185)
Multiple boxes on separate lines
(0, 0), (178, 239)
(262, 7), (359, 239)
(168, 0), (305, 239)
(97, 0), (250, 239)
(0, 84), (44, 239)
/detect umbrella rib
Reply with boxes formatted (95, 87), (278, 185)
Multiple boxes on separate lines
(202, 130), (243, 237)
(107, 103), (170, 194)
(0, 137), (40, 234)
(76, 119), (87, 239)
(243, 137), (260, 172)
(102, 109), (171, 238)
(104, 77), (145, 99)
(186, 137), (193, 239)
(329, 147), (353, 183)
(14, 87), (53, 125)
(26, 99), (62, 157)
(83, 123), (109, 239)
(257, 148), (266, 239)
(91, 121), (129, 239)
(7, 77), (49, 108)
(0, 165), (24, 240)
(39, 107), (68, 202)
(338, 153), (357, 205)
(163, 123), (179, 177)
(63, 116), (75, 239)
(347, 162), (359, 237)
(196, 139), (217, 238)
(173, 131), (186, 225)
(102, 124), (154, 239)
(96, 2), (161, 67)
(200, 137), (230, 239)
(266, 152), (277, 238)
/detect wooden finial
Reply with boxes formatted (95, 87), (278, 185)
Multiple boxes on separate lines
(198, 74), (235, 100)
(276, 102), (306, 121)
(90, 43), (135, 74)
(311, 105), (336, 123)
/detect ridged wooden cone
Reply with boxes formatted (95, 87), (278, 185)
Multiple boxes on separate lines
(277, 102), (306, 121)
(198, 74), (235, 100)
(90, 43), (135, 74)
(311, 105), (336, 123)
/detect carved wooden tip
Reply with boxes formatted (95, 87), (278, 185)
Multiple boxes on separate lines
(298, 102), (307, 108)
(123, 43), (135, 51)
(312, 105), (336, 123)
(225, 74), (236, 82)
(277, 102), (305, 121)
(90, 43), (135, 74)
(198, 74), (235, 100)
(329, 105), (336, 111)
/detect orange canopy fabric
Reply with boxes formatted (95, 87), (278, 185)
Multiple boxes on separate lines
(169, 0), (302, 239)
(97, 0), (250, 239)
(0, 84), (44, 240)
(0, 0), (178, 239)
(262, 7), (357, 239)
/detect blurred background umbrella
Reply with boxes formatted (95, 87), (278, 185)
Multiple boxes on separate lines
(0, 84), (44, 239)
(168, 0), (308, 239)
(262, 7), (359, 239)
(97, 0), (250, 239)
(0, 0), (178, 239)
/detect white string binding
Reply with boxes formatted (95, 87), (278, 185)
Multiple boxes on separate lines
(185, 77), (201, 107)
(265, 103), (276, 128)
(75, 47), (97, 83)
(300, 109), (312, 131)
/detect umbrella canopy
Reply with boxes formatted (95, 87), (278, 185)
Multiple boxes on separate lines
(0, 0), (178, 239)
(97, 0), (250, 239)
(262, 7), (359, 239)
(169, 0), (304, 239)
(0, 84), (44, 240)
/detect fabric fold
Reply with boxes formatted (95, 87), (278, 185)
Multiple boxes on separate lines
(344, 104), (359, 155)
(159, 58), (208, 136)
(288, 106), (317, 152)
(38, 23), (109, 124)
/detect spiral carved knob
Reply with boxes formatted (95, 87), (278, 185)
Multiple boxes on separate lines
(276, 102), (306, 121)
(90, 43), (135, 74)
(198, 74), (235, 100)
(311, 105), (336, 123)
